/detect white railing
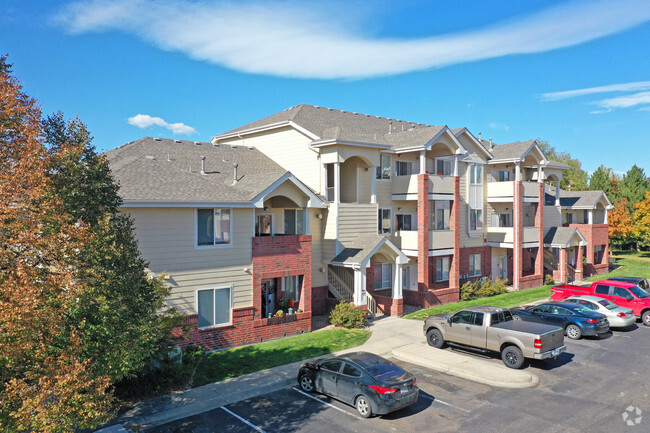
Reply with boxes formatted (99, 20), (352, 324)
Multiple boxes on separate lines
(366, 292), (377, 318)
(327, 265), (354, 302)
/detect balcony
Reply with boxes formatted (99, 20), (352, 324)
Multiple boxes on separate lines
(392, 174), (454, 196)
(487, 226), (539, 245)
(394, 229), (454, 250)
(252, 234), (312, 257)
(487, 181), (539, 201)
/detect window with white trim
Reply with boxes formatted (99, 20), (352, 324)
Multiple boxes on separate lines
(376, 155), (391, 180)
(565, 212), (574, 224)
(197, 208), (231, 246)
(374, 263), (392, 290)
(434, 201), (450, 230)
(497, 170), (511, 182)
(396, 213), (416, 231)
(255, 214), (272, 236)
(435, 158), (453, 176)
(395, 160), (413, 176)
(378, 208), (391, 234)
(284, 209), (306, 234)
(469, 164), (482, 185)
(197, 286), (232, 328)
(469, 208), (483, 231)
(469, 254), (481, 277)
(283, 275), (303, 305)
(436, 256), (450, 282)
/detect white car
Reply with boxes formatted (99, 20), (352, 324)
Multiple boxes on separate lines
(564, 295), (635, 328)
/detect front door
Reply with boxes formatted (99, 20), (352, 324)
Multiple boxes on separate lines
(492, 255), (507, 281)
(446, 310), (473, 345)
(317, 359), (342, 397)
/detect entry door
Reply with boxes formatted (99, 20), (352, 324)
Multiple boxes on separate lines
(492, 256), (507, 281)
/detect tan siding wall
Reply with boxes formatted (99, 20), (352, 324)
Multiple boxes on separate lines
(544, 205), (562, 231)
(125, 207), (255, 314)
(376, 179), (392, 206)
(221, 127), (320, 192)
(309, 209), (327, 287)
(338, 203), (378, 246)
(340, 160), (358, 203)
(357, 166), (372, 204)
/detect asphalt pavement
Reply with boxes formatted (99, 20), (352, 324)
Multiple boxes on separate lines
(98, 311), (543, 432)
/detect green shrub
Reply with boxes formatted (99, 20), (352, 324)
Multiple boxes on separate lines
(460, 278), (508, 301)
(544, 274), (555, 285)
(329, 301), (368, 329)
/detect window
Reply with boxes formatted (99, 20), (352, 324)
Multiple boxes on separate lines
(197, 286), (232, 328)
(376, 154), (391, 180)
(469, 254), (481, 277)
(451, 310), (472, 324)
(436, 256), (450, 282)
(378, 208), (391, 234)
(492, 213), (511, 228)
(613, 287), (631, 298)
(469, 164), (482, 185)
(342, 363), (362, 377)
(498, 170), (511, 182)
(320, 360), (342, 373)
(255, 214), (272, 236)
(197, 208), (231, 246)
(594, 284), (609, 295)
(469, 208), (483, 231)
(565, 213), (574, 224)
(472, 312), (484, 326)
(395, 161), (412, 176)
(435, 201), (450, 230)
(435, 158), (453, 176)
(284, 209), (305, 234)
(396, 214), (415, 231)
(594, 245), (604, 264)
(374, 263), (392, 290)
(283, 275), (303, 305)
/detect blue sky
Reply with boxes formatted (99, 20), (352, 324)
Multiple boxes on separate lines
(2, 0), (650, 175)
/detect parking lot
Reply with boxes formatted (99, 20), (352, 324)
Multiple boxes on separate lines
(147, 324), (650, 433)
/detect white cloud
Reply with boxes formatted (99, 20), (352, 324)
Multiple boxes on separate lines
(542, 81), (650, 101)
(488, 122), (510, 132)
(54, 0), (650, 80)
(595, 91), (650, 109)
(127, 114), (197, 135)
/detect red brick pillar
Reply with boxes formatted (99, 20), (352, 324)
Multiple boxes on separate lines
(586, 239), (595, 268)
(417, 175), (430, 298)
(535, 182), (544, 277)
(602, 242), (609, 266)
(576, 244), (584, 282)
(559, 248), (568, 283)
(449, 176), (461, 293)
(513, 180), (523, 290)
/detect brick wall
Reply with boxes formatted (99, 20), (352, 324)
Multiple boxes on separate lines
(417, 175), (430, 292)
(570, 224), (609, 276)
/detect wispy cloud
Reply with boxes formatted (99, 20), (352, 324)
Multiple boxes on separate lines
(542, 81), (650, 101)
(595, 91), (650, 109)
(54, 0), (650, 80)
(128, 114), (197, 135)
(488, 122), (510, 132)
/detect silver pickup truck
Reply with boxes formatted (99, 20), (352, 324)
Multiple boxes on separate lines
(423, 306), (566, 369)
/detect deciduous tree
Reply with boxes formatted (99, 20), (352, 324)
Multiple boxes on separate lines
(538, 139), (589, 191)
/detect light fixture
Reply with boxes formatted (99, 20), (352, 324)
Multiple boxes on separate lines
(397, 207), (402, 211)
(243, 267), (250, 273)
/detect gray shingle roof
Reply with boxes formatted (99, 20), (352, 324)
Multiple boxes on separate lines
(544, 186), (608, 208)
(489, 140), (537, 161)
(331, 235), (392, 265)
(105, 137), (289, 203)
(216, 104), (446, 149)
(544, 227), (582, 247)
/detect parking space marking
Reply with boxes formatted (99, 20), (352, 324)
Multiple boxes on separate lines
(220, 406), (267, 433)
(291, 387), (359, 418)
(419, 394), (470, 413)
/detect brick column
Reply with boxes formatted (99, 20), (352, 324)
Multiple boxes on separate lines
(417, 175), (430, 297)
(449, 176), (461, 292)
(559, 247), (568, 283)
(513, 180), (523, 290)
(586, 240), (595, 268)
(576, 244), (584, 282)
(602, 242), (609, 267)
(535, 182), (544, 277)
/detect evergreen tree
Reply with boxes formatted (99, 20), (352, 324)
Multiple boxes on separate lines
(619, 165), (650, 211)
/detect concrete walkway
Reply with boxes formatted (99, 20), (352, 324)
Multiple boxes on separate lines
(100, 315), (540, 431)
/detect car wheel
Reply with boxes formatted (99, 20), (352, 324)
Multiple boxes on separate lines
(566, 324), (583, 340)
(298, 374), (314, 393)
(426, 328), (445, 349)
(642, 311), (650, 327)
(355, 395), (373, 418)
(513, 314), (522, 321)
(501, 345), (524, 369)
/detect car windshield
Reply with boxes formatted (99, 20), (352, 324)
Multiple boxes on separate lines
(597, 299), (618, 311)
(366, 363), (406, 381)
(628, 285), (650, 299)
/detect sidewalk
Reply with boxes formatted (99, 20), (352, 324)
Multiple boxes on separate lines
(101, 314), (540, 432)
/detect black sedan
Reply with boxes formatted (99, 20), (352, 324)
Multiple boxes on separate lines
(511, 301), (609, 340)
(297, 352), (418, 418)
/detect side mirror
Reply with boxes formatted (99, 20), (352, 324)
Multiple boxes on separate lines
(626, 294), (634, 301)
(446, 317), (452, 325)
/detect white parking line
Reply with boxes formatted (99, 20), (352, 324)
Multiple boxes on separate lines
(220, 407), (267, 433)
(419, 394), (470, 413)
(291, 387), (359, 418)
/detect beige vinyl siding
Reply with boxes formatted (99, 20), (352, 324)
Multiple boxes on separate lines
(544, 205), (562, 231)
(340, 161), (358, 203)
(338, 203), (378, 246)
(125, 207), (254, 314)
(309, 209), (327, 287)
(357, 165), (372, 204)
(458, 164), (483, 248)
(376, 179), (392, 207)
(221, 127), (320, 192)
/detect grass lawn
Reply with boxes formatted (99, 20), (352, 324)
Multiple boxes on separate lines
(193, 328), (370, 387)
(405, 251), (650, 321)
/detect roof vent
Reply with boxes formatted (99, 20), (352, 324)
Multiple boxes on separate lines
(489, 137), (494, 149)
(200, 156), (206, 175)
(145, 155), (155, 160)
(233, 162), (239, 185)
(153, 137), (161, 141)
(213, 142), (219, 147)
(175, 139), (182, 143)
(230, 144), (237, 149)
(193, 141), (200, 145)
(247, 146), (254, 150)
(388, 120), (392, 134)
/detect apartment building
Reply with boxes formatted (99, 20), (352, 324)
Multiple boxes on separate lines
(108, 104), (611, 350)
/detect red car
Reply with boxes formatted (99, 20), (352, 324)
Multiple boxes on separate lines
(551, 280), (650, 326)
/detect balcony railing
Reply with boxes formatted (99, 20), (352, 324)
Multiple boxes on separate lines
(394, 229), (454, 250)
(487, 226), (539, 244)
(391, 174), (454, 196)
(487, 181), (539, 199)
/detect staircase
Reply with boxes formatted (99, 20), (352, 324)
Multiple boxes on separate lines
(327, 265), (354, 303)
(543, 249), (559, 271)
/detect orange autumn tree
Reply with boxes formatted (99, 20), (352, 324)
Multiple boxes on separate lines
(633, 191), (650, 249)
(0, 55), (113, 432)
(608, 198), (636, 250)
